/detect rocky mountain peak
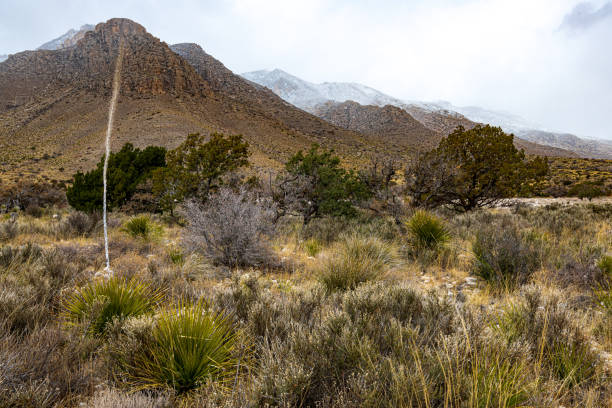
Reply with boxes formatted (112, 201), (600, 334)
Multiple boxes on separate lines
(94, 18), (147, 39)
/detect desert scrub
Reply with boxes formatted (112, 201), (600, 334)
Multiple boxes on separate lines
(167, 247), (184, 266)
(303, 238), (322, 257)
(318, 234), (396, 292)
(57, 210), (99, 238)
(0, 219), (18, 242)
(122, 215), (162, 240)
(181, 188), (277, 267)
(472, 223), (541, 289)
(406, 210), (450, 250)
(493, 290), (600, 389)
(598, 254), (612, 278)
(63, 276), (163, 336)
(129, 300), (243, 393)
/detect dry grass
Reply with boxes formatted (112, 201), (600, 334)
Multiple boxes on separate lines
(0, 203), (611, 407)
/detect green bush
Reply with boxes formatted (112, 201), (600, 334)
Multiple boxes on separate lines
(67, 143), (166, 213)
(131, 300), (241, 393)
(318, 234), (395, 292)
(122, 216), (161, 240)
(63, 277), (163, 336)
(279, 144), (371, 224)
(406, 210), (450, 250)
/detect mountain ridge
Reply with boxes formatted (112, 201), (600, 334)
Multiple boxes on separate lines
(242, 69), (610, 159)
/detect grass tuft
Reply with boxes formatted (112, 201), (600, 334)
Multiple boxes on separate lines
(122, 216), (161, 240)
(318, 234), (395, 292)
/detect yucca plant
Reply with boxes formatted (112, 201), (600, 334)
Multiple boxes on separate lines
(63, 276), (163, 336)
(131, 300), (241, 393)
(167, 247), (185, 266)
(598, 254), (612, 279)
(318, 234), (395, 292)
(122, 216), (161, 240)
(406, 210), (450, 250)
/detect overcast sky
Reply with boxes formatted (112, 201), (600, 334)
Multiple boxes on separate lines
(1, 0), (610, 139)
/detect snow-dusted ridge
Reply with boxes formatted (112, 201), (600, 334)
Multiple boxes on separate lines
(37, 24), (94, 51)
(241, 69), (612, 159)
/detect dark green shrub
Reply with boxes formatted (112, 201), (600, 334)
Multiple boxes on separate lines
(278, 144), (371, 224)
(152, 133), (249, 212)
(67, 143), (166, 212)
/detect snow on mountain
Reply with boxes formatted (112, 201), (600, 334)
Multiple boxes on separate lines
(37, 24), (94, 50)
(242, 69), (405, 111)
(242, 68), (612, 158)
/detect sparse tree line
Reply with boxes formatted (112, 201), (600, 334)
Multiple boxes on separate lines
(65, 124), (550, 220)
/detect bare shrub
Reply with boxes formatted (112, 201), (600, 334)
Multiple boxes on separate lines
(554, 247), (607, 289)
(0, 219), (18, 242)
(58, 211), (99, 238)
(24, 204), (43, 218)
(0, 324), (99, 407)
(472, 222), (541, 289)
(182, 188), (277, 267)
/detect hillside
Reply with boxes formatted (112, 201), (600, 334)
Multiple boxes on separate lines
(313, 100), (440, 151)
(0, 19), (378, 184)
(517, 130), (612, 159)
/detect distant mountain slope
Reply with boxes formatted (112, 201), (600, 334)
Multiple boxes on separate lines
(516, 130), (612, 159)
(0, 19), (382, 183)
(243, 69), (605, 159)
(0, 55), (6, 63)
(313, 101), (440, 151)
(37, 24), (94, 50)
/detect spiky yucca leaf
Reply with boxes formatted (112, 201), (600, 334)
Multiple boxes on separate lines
(122, 215), (161, 240)
(132, 300), (241, 393)
(406, 210), (450, 250)
(63, 276), (162, 336)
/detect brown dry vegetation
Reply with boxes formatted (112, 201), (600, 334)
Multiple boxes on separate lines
(0, 201), (611, 407)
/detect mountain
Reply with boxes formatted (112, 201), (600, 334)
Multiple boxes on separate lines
(515, 130), (612, 159)
(313, 101), (440, 151)
(0, 55), (7, 63)
(37, 24), (94, 50)
(243, 69), (606, 159)
(0, 19), (382, 183)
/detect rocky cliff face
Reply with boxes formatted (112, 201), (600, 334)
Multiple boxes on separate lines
(0, 19), (209, 111)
